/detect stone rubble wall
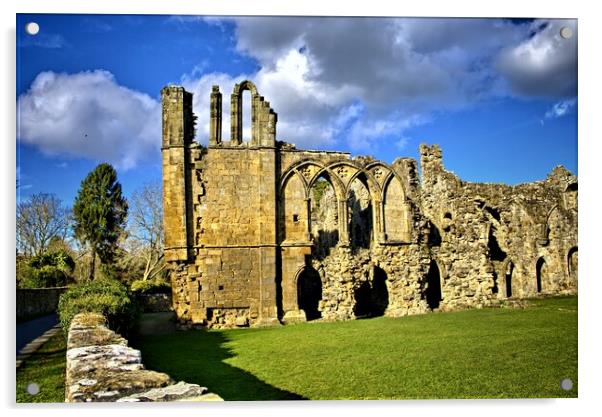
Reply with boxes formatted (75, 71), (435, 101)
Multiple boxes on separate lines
(65, 313), (222, 402)
(419, 144), (578, 309)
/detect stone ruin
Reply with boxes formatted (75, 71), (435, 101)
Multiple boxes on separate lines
(161, 81), (578, 329)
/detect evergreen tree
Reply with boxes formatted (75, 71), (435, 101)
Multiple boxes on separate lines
(73, 163), (128, 280)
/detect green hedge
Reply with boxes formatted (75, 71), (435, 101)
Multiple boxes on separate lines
(58, 278), (137, 334)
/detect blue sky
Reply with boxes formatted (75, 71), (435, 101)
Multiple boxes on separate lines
(16, 14), (577, 206)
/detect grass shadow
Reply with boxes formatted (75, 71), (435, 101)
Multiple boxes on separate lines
(131, 329), (306, 401)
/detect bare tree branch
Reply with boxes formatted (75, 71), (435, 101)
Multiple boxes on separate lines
(17, 193), (72, 257)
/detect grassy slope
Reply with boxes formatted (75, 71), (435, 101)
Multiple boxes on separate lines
(16, 331), (66, 403)
(135, 296), (577, 400)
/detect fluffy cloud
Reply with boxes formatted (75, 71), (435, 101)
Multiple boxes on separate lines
(17, 70), (160, 169)
(183, 17), (575, 154)
(18, 17), (577, 166)
(497, 19), (577, 97)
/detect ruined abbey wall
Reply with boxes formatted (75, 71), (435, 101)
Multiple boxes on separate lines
(420, 145), (578, 311)
(162, 81), (578, 329)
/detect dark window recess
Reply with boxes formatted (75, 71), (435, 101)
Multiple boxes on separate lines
(218, 285), (224, 291)
(293, 214), (299, 222)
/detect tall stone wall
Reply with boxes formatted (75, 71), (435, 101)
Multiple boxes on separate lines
(162, 81), (578, 329)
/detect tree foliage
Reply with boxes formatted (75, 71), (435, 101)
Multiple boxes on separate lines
(16, 193), (71, 256)
(19, 249), (75, 288)
(73, 163), (128, 280)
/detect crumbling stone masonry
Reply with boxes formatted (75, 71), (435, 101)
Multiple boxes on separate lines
(161, 81), (578, 329)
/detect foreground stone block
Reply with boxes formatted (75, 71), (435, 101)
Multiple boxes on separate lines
(65, 313), (221, 402)
(117, 381), (216, 402)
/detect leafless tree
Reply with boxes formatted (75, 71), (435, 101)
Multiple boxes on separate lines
(16, 193), (72, 257)
(125, 181), (165, 281)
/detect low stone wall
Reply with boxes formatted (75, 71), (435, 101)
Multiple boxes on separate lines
(65, 313), (222, 402)
(16, 286), (67, 322)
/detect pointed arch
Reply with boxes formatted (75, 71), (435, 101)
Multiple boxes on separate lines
(308, 171), (340, 257)
(347, 172), (373, 249)
(382, 174), (411, 242)
(280, 171), (310, 243)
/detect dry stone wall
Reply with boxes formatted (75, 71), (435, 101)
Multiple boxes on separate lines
(161, 81), (578, 329)
(65, 313), (222, 402)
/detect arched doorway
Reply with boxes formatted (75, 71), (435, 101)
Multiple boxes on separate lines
(425, 260), (442, 310)
(297, 267), (322, 321)
(536, 257), (546, 293)
(505, 261), (514, 298)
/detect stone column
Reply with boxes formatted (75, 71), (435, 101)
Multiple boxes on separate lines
(230, 93), (241, 145)
(338, 197), (350, 246)
(374, 198), (385, 243)
(255, 147), (281, 326)
(209, 86), (222, 146)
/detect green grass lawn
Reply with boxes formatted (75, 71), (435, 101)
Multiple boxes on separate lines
(133, 296), (578, 400)
(16, 331), (66, 403)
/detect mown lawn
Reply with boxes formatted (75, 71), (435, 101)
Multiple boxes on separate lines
(134, 296), (578, 400)
(16, 331), (66, 403)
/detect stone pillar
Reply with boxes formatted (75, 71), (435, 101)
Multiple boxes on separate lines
(230, 92), (241, 145)
(251, 94), (261, 145)
(266, 109), (277, 147)
(209, 86), (222, 146)
(255, 147), (280, 326)
(161, 86), (194, 262)
(338, 197), (350, 246)
(377, 199), (387, 243)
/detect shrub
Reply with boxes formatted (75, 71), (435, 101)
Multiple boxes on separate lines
(19, 250), (75, 288)
(58, 278), (137, 334)
(21, 265), (68, 288)
(130, 278), (172, 294)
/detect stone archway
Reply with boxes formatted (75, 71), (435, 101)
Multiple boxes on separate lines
(296, 266), (322, 321)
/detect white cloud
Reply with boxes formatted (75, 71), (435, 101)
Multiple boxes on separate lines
(545, 99), (577, 119)
(18, 17), (577, 169)
(497, 19), (577, 97)
(182, 17), (575, 154)
(17, 70), (161, 170)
